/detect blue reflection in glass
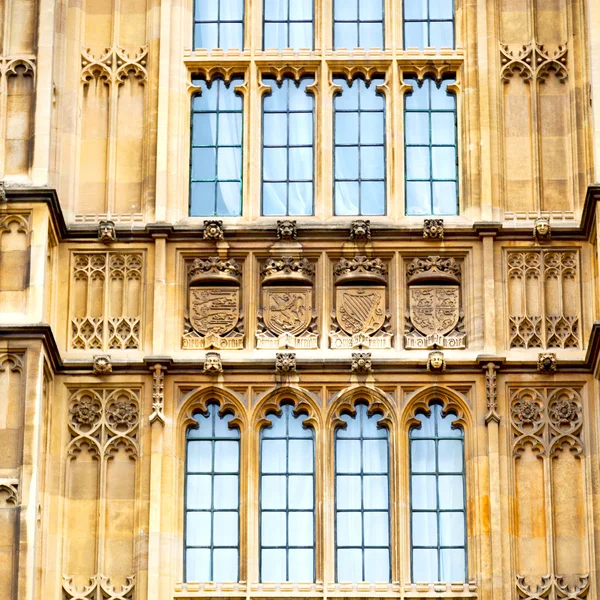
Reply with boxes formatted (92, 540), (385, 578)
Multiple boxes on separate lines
(264, 0), (313, 49)
(194, 0), (244, 50)
(403, 0), (454, 49)
(334, 0), (384, 48)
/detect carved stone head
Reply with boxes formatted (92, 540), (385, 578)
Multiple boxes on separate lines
(351, 352), (372, 373)
(98, 220), (116, 244)
(349, 220), (371, 241)
(276, 352), (297, 373)
(537, 352), (557, 372)
(203, 220), (224, 241)
(277, 220), (297, 240)
(203, 352), (223, 374)
(427, 351), (446, 373)
(423, 219), (444, 240)
(93, 354), (112, 375)
(533, 217), (551, 241)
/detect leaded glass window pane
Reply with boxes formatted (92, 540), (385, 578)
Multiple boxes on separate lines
(334, 0), (384, 49)
(410, 404), (467, 582)
(185, 404), (240, 582)
(260, 405), (315, 582)
(194, 0), (244, 50)
(190, 78), (243, 217)
(405, 77), (458, 216)
(334, 77), (386, 216)
(335, 404), (391, 582)
(264, 0), (313, 50)
(403, 0), (454, 49)
(262, 77), (315, 216)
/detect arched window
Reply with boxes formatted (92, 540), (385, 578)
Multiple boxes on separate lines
(404, 77), (458, 216)
(260, 404), (315, 581)
(194, 0), (244, 50)
(334, 77), (386, 216)
(409, 403), (466, 582)
(335, 404), (390, 582)
(263, 0), (313, 50)
(185, 404), (240, 582)
(190, 77), (244, 217)
(262, 77), (315, 216)
(403, 0), (454, 49)
(334, 0), (384, 49)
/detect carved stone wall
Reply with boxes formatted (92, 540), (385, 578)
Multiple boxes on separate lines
(0, 213), (30, 299)
(69, 253), (144, 351)
(509, 386), (588, 596)
(507, 250), (581, 349)
(62, 387), (140, 598)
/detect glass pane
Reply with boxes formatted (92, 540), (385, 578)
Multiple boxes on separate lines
(439, 475), (464, 510)
(360, 113), (384, 144)
(433, 181), (458, 215)
(196, 0), (218, 20)
(263, 182), (288, 215)
(405, 112), (429, 145)
(220, 23), (243, 50)
(289, 23), (312, 48)
(432, 147), (456, 180)
(262, 475), (287, 509)
(192, 114), (217, 146)
(196, 23), (218, 49)
(411, 475), (437, 510)
(218, 85), (243, 111)
(404, 0), (427, 20)
(289, 475), (314, 509)
(405, 81), (430, 110)
(437, 412), (462, 437)
(262, 412), (286, 437)
(214, 512), (238, 546)
(363, 439), (388, 473)
(289, 548), (314, 581)
(337, 548), (363, 582)
(337, 511), (363, 546)
(263, 113), (288, 146)
(438, 440), (463, 472)
(337, 476), (362, 509)
(186, 548), (210, 582)
(264, 22), (288, 50)
(261, 549), (286, 581)
(187, 441), (213, 472)
(218, 113), (242, 145)
(431, 112), (455, 145)
(336, 113), (360, 144)
(336, 440), (362, 473)
(335, 181), (360, 215)
(264, 0), (288, 20)
(214, 440), (239, 472)
(192, 148), (217, 179)
(337, 413), (361, 437)
(431, 0), (454, 19)
(263, 147), (287, 181)
(413, 548), (438, 582)
(288, 512), (314, 546)
(290, 0), (313, 20)
(440, 512), (465, 547)
(406, 181), (432, 215)
(411, 440), (436, 472)
(431, 82), (456, 110)
(360, 181), (385, 215)
(363, 512), (389, 546)
(430, 21), (453, 47)
(288, 414), (312, 437)
(213, 413), (239, 438)
(404, 21), (426, 48)
(359, 0), (382, 20)
(364, 549), (390, 582)
(360, 146), (385, 180)
(410, 413), (436, 438)
(440, 549), (466, 582)
(288, 440), (313, 472)
(186, 512), (211, 546)
(335, 146), (360, 180)
(264, 85), (288, 112)
(413, 511), (438, 547)
(335, 81), (359, 110)
(363, 475), (389, 509)
(289, 148), (313, 180)
(289, 85), (314, 111)
(359, 22), (383, 47)
(226, 0), (244, 20)
(289, 113), (313, 145)
(288, 182), (313, 215)
(262, 440), (287, 472)
(335, 0), (358, 20)
(187, 474), (212, 509)
(262, 511), (287, 546)
(217, 147), (241, 180)
(406, 147), (431, 180)
(213, 475), (239, 509)
(213, 548), (238, 582)
(335, 23), (358, 48)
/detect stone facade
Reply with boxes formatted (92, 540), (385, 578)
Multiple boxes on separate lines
(1, 2), (600, 600)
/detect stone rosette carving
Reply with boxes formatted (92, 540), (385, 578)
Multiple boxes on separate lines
(98, 220), (116, 244)
(203, 352), (223, 374)
(538, 352), (557, 372)
(404, 256), (466, 350)
(423, 219), (444, 240)
(351, 352), (372, 373)
(93, 355), (112, 375)
(533, 216), (551, 241)
(427, 351), (446, 373)
(106, 398), (138, 430)
(257, 257), (318, 349)
(276, 352), (296, 373)
(330, 256), (392, 349)
(70, 394), (102, 428)
(277, 220), (297, 240)
(349, 219), (371, 241)
(203, 220), (224, 240)
(183, 257), (244, 350)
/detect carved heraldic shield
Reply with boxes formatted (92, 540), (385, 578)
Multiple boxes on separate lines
(189, 288), (239, 336)
(263, 287), (312, 337)
(409, 286), (460, 337)
(336, 287), (386, 336)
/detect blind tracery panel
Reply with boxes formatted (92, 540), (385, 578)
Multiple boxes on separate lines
(185, 404), (241, 582)
(335, 404), (391, 582)
(409, 403), (466, 582)
(260, 404), (315, 582)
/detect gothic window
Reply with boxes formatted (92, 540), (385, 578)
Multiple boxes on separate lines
(409, 403), (466, 582)
(404, 77), (458, 216)
(260, 404), (315, 581)
(263, 0), (313, 50)
(194, 0), (244, 50)
(335, 404), (391, 582)
(334, 0), (384, 49)
(190, 77), (243, 217)
(403, 0), (454, 49)
(334, 77), (386, 216)
(185, 404), (241, 582)
(262, 77), (315, 216)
